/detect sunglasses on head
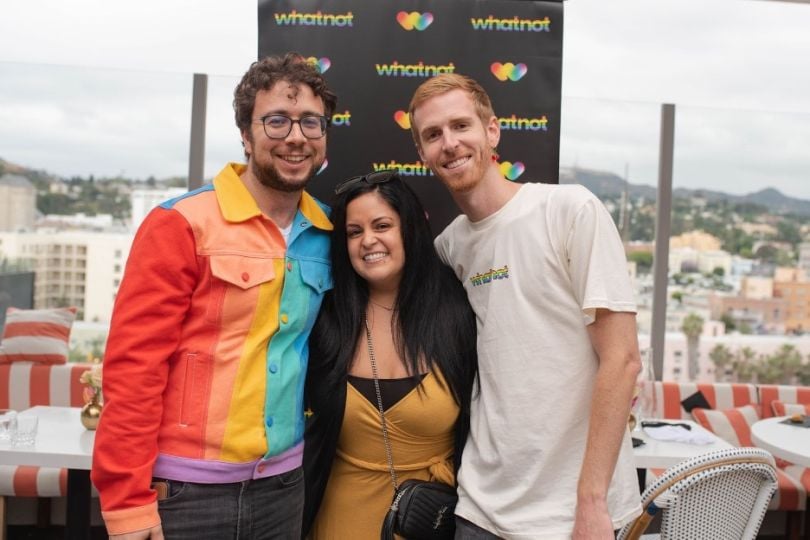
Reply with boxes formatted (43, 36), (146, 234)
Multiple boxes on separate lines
(334, 170), (399, 195)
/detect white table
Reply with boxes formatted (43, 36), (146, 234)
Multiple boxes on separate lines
(752, 416), (810, 468)
(632, 419), (732, 492)
(0, 406), (95, 540)
(633, 419), (733, 469)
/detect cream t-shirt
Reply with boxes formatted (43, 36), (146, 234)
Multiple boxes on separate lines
(435, 182), (641, 539)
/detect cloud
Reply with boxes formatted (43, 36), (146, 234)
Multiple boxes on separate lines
(1, 0), (809, 200)
(561, 0), (810, 200)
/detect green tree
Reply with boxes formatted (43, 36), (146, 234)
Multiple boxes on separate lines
(671, 291), (684, 305)
(754, 244), (779, 263)
(760, 344), (804, 385)
(709, 344), (734, 382)
(733, 347), (759, 383)
(776, 220), (802, 246)
(681, 313), (704, 381)
(720, 313), (736, 333)
(798, 358), (810, 386)
(628, 251), (653, 272)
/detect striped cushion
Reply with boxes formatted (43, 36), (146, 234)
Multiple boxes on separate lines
(0, 307), (76, 365)
(759, 384), (810, 418)
(770, 468), (807, 511)
(655, 381), (758, 420)
(0, 362), (97, 498)
(782, 465), (810, 494)
(0, 464), (99, 498)
(771, 400), (810, 417)
(0, 465), (66, 497)
(0, 362), (90, 409)
(691, 405), (760, 446)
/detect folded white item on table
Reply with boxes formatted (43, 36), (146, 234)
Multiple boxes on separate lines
(643, 425), (715, 445)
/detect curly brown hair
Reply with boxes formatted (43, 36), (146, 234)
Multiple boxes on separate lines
(233, 52), (338, 141)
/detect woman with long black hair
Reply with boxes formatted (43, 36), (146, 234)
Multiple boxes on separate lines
(302, 171), (477, 539)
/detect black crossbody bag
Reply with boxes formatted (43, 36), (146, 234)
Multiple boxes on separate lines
(362, 318), (457, 540)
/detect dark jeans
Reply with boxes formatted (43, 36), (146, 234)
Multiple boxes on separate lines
(455, 517), (503, 539)
(156, 467), (304, 539)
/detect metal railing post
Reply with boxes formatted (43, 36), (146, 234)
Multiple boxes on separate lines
(650, 103), (675, 380)
(188, 73), (208, 191)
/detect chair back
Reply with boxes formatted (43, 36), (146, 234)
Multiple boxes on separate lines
(618, 447), (777, 540)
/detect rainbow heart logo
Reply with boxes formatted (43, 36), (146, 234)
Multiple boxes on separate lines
(307, 57), (331, 74)
(396, 11), (434, 31)
(317, 159), (328, 175)
(499, 161), (525, 181)
(393, 111), (411, 130)
(490, 62), (528, 82)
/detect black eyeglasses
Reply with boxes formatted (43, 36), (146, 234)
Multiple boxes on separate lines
(334, 170), (399, 195)
(255, 114), (328, 139)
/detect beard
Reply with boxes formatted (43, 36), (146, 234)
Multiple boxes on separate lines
(250, 154), (319, 193)
(433, 153), (488, 194)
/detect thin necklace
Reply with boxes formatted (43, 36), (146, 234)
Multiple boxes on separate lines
(369, 299), (394, 311)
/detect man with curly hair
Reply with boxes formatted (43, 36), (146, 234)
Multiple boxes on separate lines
(93, 53), (337, 539)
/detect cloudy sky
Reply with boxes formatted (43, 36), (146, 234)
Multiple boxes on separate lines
(1, 0), (809, 199)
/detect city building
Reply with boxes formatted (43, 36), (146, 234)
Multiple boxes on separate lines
(696, 250), (732, 276)
(130, 187), (187, 231)
(708, 293), (787, 334)
(773, 267), (810, 334)
(740, 276), (774, 300)
(0, 230), (134, 322)
(738, 222), (778, 237)
(669, 247), (699, 274)
(799, 242), (810, 273)
(670, 230), (722, 252)
(0, 174), (36, 231)
(38, 213), (115, 230)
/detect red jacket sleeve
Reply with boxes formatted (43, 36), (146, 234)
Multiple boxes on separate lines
(91, 207), (199, 535)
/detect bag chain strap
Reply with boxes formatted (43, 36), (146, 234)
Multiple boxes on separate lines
(364, 316), (400, 492)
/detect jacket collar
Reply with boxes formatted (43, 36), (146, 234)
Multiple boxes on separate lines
(214, 162), (332, 231)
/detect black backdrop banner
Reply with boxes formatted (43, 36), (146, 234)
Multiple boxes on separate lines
(258, 0), (563, 234)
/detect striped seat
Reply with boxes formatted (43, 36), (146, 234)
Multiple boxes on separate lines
(653, 381), (759, 419)
(650, 379), (807, 535)
(688, 404), (806, 511)
(0, 362), (92, 498)
(758, 384), (810, 418)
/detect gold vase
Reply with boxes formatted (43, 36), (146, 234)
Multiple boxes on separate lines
(80, 394), (103, 430)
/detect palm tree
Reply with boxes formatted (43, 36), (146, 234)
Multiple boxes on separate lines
(681, 313), (704, 381)
(763, 344), (804, 385)
(708, 344), (733, 382)
(733, 347), (759, 383)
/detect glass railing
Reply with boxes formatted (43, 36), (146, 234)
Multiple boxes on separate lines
(2, 61), (808, 383)
(669, 104), (810, 386)
(559, 95), (810, 386)
(0, 61), (191, 359)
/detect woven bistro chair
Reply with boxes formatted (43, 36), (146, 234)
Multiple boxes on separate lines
(618, 447), (778, 540)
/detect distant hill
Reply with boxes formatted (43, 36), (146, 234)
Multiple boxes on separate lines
(560, 167), (810, 217)
(560, 168), (657, 200)
(0, 158), (59, 189)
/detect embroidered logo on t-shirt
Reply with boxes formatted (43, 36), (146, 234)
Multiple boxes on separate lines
(469, 265), (510, 287)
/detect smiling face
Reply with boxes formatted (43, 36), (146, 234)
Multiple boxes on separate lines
(241, 80), (327, 193)
(345, 191), (405, 293)
(412, 89), (500, 194)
